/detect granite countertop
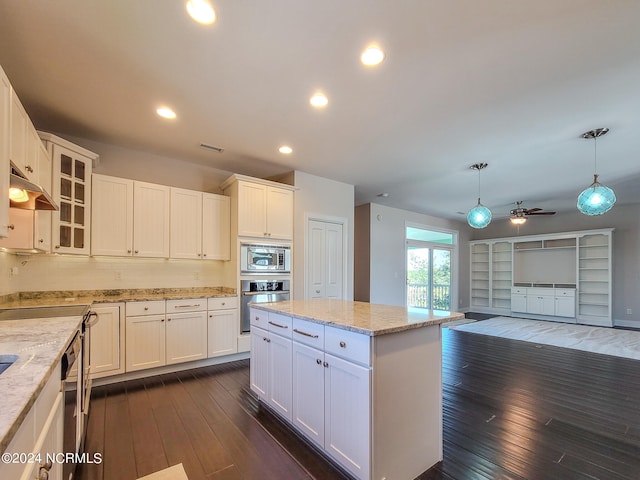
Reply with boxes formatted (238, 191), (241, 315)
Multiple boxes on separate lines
(0, 313), (84, 454)
(252, 299), (465, 336)
(0, 287), (237, 309)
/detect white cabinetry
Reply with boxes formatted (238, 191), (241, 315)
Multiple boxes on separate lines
(307, 219), (343, 299)
(222, 174), (294, 240)
(0, 65), (9, 238)
(89, 303), (125, 378)
(0, 362), (63, 480)
(511, 287), (575, 320)
(170, 188), (230, 260)
(40, 133), (98, 255)
(207, 297), (238, 358)
(578, 232), (612, 326)
(250, 310), (293, 420)
(91, 174), (134, 256)
(126, 299), (208, 372)
(9, 90), (30, 179)
(555, 289), (576, 318)
(133, 181), (170, 258)
(470, 241), (512, 313)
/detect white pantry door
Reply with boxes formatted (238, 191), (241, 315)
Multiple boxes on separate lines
(307, 219), (344, 299)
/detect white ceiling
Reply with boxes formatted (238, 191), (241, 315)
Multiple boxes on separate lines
(1, 0), (640, 221)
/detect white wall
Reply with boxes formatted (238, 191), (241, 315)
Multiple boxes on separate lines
(471, 203), (640, 327)
(356, 203), (471, 309)
(291, 171), (354, 300)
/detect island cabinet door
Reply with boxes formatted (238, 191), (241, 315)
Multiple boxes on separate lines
(268, 333), (292, 420)
(250, 327), (270, 400)
(324, 353), (371, 480)
(292, 341), (325, 448)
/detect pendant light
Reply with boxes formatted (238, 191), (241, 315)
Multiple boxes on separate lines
(577, 128), (616, 215)
(467, 163), (492, 228)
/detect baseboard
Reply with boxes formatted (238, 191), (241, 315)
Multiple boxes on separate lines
(614, 318), (640, 329)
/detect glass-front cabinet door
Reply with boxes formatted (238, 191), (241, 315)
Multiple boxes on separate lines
(51, 144), (93, 254)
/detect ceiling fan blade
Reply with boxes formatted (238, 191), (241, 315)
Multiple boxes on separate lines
(523, 207), (542, 214)
(527, 211), (556, 215)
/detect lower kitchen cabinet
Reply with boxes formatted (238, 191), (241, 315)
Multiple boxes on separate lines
(125, 299), (208, 373)
(250, 311), (293, 420)
(511, 287), (576, 320)
(207, 297), (238, 358)
(89, 303), (125, 378)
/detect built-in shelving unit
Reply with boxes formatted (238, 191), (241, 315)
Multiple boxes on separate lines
(470, 228), (613, 326)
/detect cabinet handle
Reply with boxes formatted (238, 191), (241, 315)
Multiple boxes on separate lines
(38, 467), (49, 480)
(316, 359), (322, 365)
(268, 321), (288, 329)
(127, 249), (132, 253)
(339, 341), (347, 348)
(55, 245), (60, 249)
(323, 361), (328, 368)
(175, 304), (201, 309)
(26, 165), (34, 173)
(315, 290), (320, 294)
(203, 253), (207, 257)
(293, 328), (319, 339)
(8, 224), (15, 230)
(38, 238), (44, 243)
(198, 253), (202, 256)
(134, 250), (139, 254)
(221, 302), (225, 306)
(161, 318), (165, 322)
(144, 307), (149, 311)
(167, 317), (172, 321)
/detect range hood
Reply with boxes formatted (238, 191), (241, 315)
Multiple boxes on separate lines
(9, 172), (58, 211)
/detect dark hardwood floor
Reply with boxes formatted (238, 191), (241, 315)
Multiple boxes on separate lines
(78, 327), (640, 480)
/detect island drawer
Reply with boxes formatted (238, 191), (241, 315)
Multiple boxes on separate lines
(292, 318), (324, 349)
(166, 298), (206, 313)
(126, 300), (165, 316)
(268, 312), (292, 338)
(208, 296), (238, 310)
(325, 326), (371, 366)
(250, 307), (269, 329)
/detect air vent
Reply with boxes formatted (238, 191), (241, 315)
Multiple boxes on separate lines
(199, 143), (225, 153)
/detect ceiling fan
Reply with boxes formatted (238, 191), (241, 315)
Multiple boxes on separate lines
(509, 201), (556, 225)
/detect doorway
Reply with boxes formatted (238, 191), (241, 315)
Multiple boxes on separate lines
(406, 226), (456, 311)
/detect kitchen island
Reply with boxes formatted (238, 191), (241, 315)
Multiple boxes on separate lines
(249, 299), (464, 480)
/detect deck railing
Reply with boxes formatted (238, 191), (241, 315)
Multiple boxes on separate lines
(407, 283), (450, 310)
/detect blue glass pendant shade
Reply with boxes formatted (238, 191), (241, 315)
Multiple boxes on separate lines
(577, 174), (616, 216)
(467, 199), (492, 228)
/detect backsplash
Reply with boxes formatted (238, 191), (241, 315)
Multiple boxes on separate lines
(0, 253), (228, 294)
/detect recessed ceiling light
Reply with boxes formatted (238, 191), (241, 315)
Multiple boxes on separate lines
(186, 0), (216, 25)
(156, 107), (177, 119)
(279, 145), (293, 154)
(361, 45), (385, 66)
(310, 92), (329, 108)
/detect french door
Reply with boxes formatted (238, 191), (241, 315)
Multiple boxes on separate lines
(406, 245), (452, 311)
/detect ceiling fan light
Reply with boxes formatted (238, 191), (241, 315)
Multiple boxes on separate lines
(577, 175), (616, 215)
(510, 216), (527, 225)
(467, 200), (492, 229)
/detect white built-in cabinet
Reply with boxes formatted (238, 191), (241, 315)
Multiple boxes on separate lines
(251, 308), (371, 479)
(133, 181), (170, 258)
(89, 303), (125, 378)
(0, 65), (9, 238)
(307, 219), (344, 299)
(40, 133), (98, 255)
(91, 174), (230, 260)
(470, 229), (613, 326)
(170, 187), (230, 260)
(222, 174), (294, 240)
(470, 241), (512, 313)
(125, 299), (208, 372)
(0, 362), (63, 480)
(207, 297), (238, 358)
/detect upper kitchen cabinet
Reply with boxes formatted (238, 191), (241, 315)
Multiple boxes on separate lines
(40, 132), (99, 255)
(170, 187), (230, 260)
(0, 65), (10, 238)
(91, 174), (134, 256)
(133, 180), (170, 258)
(222, 174), (294, 240)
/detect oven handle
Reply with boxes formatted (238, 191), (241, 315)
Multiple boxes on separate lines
(85, 311), (99, 327)
(242, 290), (290, 296)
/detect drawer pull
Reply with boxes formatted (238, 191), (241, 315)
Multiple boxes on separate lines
(323, 361), (329, 368)
(339, 341), (347, 348)
(175, 304), (202, 308)
(293, 328), (319, 338)
(269, 321), (289, 329)
(316, 358), (322, 365)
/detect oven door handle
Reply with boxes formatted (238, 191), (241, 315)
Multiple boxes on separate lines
(85, 311), (99, 327)
(242, 290), (290, 296)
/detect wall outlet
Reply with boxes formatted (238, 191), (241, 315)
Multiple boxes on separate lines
(627, 308), (632, 315)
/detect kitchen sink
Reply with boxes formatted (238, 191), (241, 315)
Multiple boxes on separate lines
(0, 305), (89, 321)
(0, 354), (18, 375)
